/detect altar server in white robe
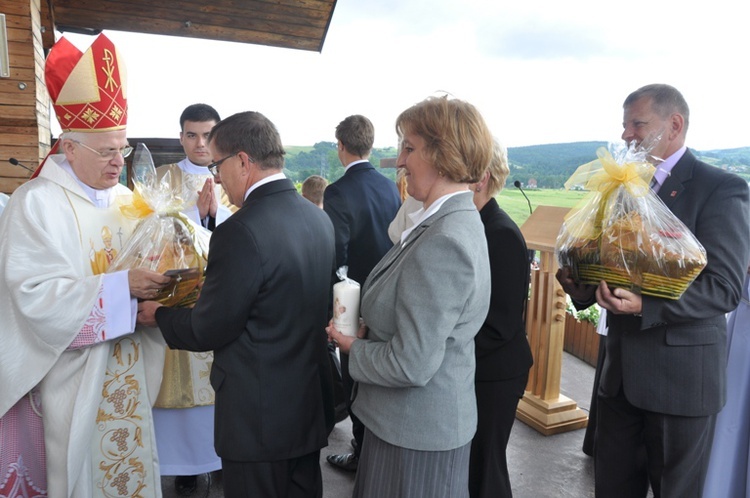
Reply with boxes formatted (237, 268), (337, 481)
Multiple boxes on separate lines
(151, 103), (231, 493)
(155, 103), (233, 230)
(0, 33), (170, 498)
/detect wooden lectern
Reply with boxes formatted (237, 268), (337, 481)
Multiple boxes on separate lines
(517, 205), (588, 435)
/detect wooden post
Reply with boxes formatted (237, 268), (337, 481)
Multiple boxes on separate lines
(516, 205), (588, 435)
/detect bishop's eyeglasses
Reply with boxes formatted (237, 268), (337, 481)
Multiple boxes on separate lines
(73, 140), (133, 160)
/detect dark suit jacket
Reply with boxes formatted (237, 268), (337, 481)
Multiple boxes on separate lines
(475, 198), (534, 381)
(323, 162), (401, 286)
(600, 149), (750, 416)
(156, 178), (337, 462)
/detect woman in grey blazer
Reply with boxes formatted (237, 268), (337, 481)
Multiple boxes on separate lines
(327, 95), (493, 498)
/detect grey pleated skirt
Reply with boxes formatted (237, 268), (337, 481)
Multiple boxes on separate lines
(352, 428), (471, 498)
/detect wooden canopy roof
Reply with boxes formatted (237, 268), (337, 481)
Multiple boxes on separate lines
(42, 0), (338, 52)
(0, 0), (337, 193)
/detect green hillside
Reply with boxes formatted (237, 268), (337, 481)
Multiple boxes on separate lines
(506, 143), (750, 188)
(283, 141), (750, 189)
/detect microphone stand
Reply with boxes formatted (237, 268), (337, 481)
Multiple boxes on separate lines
(514, 180), (533, 216)
(514, 180), (536, 265)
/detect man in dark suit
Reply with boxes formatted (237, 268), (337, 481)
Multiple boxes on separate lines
(323, 114), (401, 471)
(558, 84), (750, 497)
(138, 111), (337, 497)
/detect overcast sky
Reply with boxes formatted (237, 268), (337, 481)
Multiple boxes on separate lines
(55, 0), (748, 151)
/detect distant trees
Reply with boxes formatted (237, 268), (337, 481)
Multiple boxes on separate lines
(284, 141), (338, 182)
(506, 141), (605, 189)
(284, 142), (398, 184)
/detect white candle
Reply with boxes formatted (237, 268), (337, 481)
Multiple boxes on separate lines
(333, 279), (360, 337)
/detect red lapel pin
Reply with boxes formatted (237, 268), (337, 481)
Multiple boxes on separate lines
(670, 191), (677, 197)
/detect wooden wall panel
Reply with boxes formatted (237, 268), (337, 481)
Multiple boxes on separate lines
(563, 314), (600, 367)
(1, 0), (49, 194)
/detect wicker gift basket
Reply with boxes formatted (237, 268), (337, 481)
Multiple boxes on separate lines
(555, 142), (706, 299)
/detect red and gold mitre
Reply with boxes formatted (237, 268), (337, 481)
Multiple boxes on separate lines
(45, 33), (128, 132)
(28, 33), (128, 179)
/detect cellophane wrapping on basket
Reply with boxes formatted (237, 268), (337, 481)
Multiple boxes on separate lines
(555, 141), (706, 300)
(108, 143), (210, 307)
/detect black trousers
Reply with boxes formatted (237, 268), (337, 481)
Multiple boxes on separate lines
(468, 372), (528, 498)
(583, 337), (606, 457)
(595, 388), (716, 498)
(328, 342), (348, 423)
(221, 450), (322, 498)
(340, 352), (365, 456)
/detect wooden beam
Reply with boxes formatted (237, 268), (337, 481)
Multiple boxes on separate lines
(52, 9), (328, 37)
(55, 0), (335, 25)
(40, 0), (56, 50)
(51, 0), (335, 51)
(58, 15), (321, 51)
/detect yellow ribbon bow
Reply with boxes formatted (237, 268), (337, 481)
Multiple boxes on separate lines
(118, 185), (155, 219)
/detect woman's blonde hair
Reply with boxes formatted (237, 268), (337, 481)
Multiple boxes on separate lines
(395, 95), (493, 184)
(485, 139), (509, 197)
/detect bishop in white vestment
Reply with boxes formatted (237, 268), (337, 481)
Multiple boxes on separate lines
(0, 33), (170, 498)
